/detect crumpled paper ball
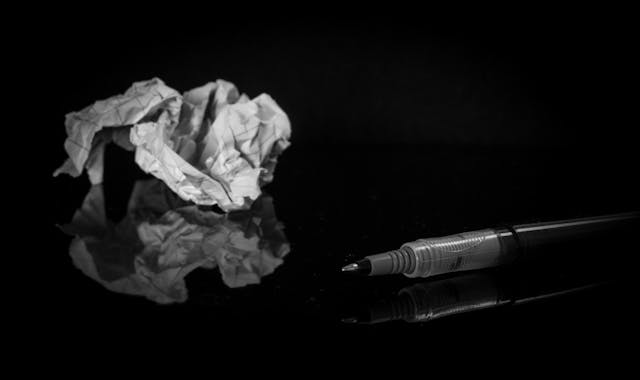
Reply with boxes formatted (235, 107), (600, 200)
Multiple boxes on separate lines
(54, 78), (291, 211)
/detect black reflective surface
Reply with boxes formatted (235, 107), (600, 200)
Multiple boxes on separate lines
(47, 143), (638, 345)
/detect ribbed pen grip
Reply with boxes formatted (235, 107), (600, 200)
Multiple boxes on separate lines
(403, 229), (504, 278)
(368, 246), (417, 275)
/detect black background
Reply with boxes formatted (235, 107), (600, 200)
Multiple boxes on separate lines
(27, 7), (638, 364)
(40, 13), (634, 150)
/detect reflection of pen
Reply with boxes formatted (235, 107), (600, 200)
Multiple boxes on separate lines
(343, 273), (608, 324)
(342, 212), (638, 278)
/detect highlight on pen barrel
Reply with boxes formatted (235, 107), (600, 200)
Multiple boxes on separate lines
(511, 211), (640, 250)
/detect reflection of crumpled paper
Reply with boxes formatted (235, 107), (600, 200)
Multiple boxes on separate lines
(60, 179), (290, 304)
(54, 78), (291, 211)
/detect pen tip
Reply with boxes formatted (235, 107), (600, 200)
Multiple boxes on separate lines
(341, 263), (360, 272)
(341, 259), (372, 275)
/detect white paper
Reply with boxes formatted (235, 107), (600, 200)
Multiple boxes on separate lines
(60, 179), (290, 304)
(54, 78), (291, 211)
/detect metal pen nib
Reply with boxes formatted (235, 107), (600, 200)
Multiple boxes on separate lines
(342, 263), (360, 272)
(341, 260), (372, 275)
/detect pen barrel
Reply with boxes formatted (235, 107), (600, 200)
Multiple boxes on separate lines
(513, 212), (639, 251)
(403, 229), (506, 278)
(366, 212), (638, 278)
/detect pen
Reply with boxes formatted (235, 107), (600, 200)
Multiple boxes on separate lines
(341, 212), (639, 278)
